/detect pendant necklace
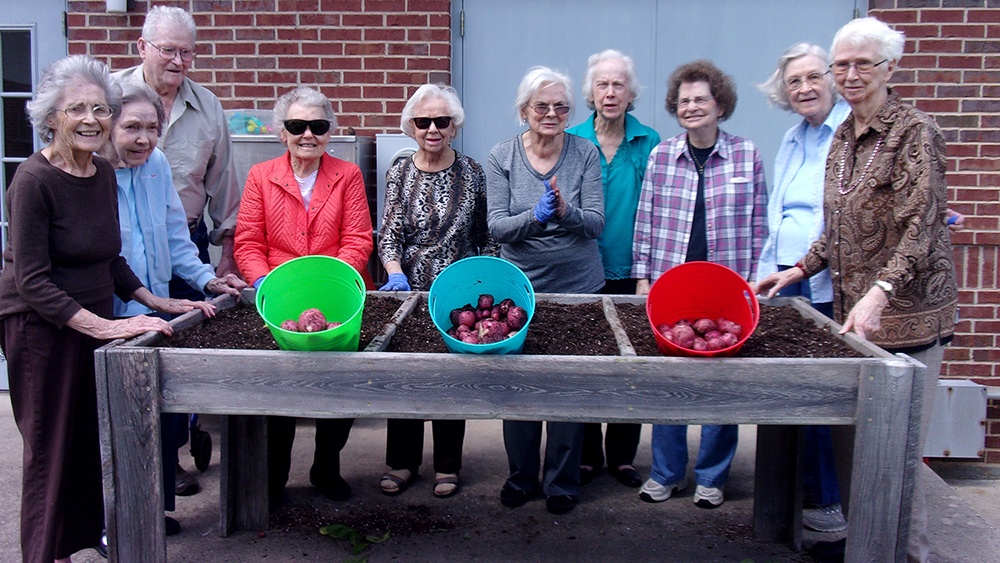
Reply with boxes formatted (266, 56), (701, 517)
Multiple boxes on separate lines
(687, 138), (707, 176)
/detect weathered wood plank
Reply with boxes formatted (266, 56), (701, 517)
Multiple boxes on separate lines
(94, 345), (118, 562)
(844, 358), (922, 563)
(220, 415), (269, 535)
(155, 350), (863, 424)
(103, 347), (166, 563)
(123, 293), (237, 349)
(753, 425), (803, 548)
(602, 295), (636, 356)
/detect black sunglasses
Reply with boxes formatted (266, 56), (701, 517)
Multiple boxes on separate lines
(284, 119), (331, 135)
(413, 116), (452, 130)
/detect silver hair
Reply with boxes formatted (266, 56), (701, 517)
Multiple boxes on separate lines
(831, 17), (905, 63)
(142, 5), (197, 43)
(581, 49), (642, 112)
(399, 83), (466, 138)
(271, 86), (338, 136)
(118, 81), (166, 135)
(758, 43), (839, 111)
(513, 66), (575, 126)
(26, 55), (122, 143)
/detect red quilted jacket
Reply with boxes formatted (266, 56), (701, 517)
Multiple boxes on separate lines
(234, 152), (374, 288)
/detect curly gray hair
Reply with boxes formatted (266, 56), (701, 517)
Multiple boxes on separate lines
(271, 86), (337, 136)
(758, 43), (838, 111)
(831, 17), (905, 63)
(399, 83), (466, 138)
(581, 49), (641, 112)
(26, 55), (122, 143)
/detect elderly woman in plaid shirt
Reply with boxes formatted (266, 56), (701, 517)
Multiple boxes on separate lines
(632, 60), (768, 509)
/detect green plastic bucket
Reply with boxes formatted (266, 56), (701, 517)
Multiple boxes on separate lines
(428, 256), (535, 355)
(255, 255), (366, 351)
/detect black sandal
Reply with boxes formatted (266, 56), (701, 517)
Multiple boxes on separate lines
(380, 470), (417, 496)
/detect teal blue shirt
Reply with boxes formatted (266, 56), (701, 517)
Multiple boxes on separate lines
(567, 113), (660, 279)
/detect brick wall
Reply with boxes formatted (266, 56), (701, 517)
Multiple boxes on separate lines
(869, 0), (1000, 462)
(67, 0), (452, 135)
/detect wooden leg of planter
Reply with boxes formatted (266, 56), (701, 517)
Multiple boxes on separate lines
(844, 358), (923, 563)
(220, 414), (269, 535)
(101, 347), (166, 563)
(753, 425), (803, 549)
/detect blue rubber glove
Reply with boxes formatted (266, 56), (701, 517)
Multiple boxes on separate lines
(253, 276), (265, 289)
(533, 180), (557, 224)
(380, 272), (411, 291)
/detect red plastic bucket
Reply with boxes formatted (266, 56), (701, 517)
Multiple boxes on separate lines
(645, 261), (759, 357)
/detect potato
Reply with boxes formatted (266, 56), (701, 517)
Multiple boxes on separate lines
(297, 308), (328, 333)
(280, 320), (299, 332)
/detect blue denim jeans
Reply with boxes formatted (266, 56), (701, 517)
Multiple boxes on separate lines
(777, 265), (839, 506)
(649, 424), (738, 488)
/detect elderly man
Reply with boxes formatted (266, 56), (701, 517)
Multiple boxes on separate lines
(113, 5), (241, 504)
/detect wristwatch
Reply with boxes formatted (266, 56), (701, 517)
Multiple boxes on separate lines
(874, 279), (894, 296)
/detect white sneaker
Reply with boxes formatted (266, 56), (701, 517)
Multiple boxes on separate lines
(693, 485), (724, 508)
(803, 503), (847, 532)
(638, 478), (687, 503)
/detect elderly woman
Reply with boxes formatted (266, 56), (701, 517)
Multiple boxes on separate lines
(566, 49), (660, 490)
(633, 60), (767, 509)
(377, 84), (498, 498)
(486, 66), (604, 515)
(756, 43), (851, 533)
(235, 86), (374, 506)
(100, 82), (246, 536)
(0, 55), (211, 563)
(758, 18), (957, 563)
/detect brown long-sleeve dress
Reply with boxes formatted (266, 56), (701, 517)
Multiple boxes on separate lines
(0, 152), (142, 563)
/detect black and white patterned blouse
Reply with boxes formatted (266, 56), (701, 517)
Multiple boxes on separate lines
(378, 150), (499, 291)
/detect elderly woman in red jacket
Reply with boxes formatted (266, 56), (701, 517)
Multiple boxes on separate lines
(235, 86), (373, 508)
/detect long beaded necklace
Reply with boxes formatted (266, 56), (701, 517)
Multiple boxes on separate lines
(687, 138), (707, 175)
(837, 135), (883, 195)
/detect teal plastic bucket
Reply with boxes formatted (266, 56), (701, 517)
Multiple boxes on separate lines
(428, 256), (535, 354)
(255, 255), (366, 351)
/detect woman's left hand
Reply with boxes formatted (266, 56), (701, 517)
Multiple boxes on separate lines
(150, 295), (217, 318)
(839, 285), (890, 340)
(205, 274), (248, 296)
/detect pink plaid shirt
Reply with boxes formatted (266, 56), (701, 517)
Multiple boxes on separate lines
(632, 129), (768, 282)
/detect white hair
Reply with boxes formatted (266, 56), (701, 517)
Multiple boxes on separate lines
(831, 17), (905, 63)
(119, 81), (166, 135)
(399, 83), (466, 138)
(142, 6), (197, 43)
(272, 86), (338, 136)
(513, 66), (575, 126)
(581, 49), (641, 112)
(26, 55), (122, 143)
(758, 43), (839, 111)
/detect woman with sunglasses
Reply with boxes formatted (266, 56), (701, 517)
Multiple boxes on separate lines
(486, 66), (604, 515)
(377, 83), (498, 498)
(234, 86), (374, 508)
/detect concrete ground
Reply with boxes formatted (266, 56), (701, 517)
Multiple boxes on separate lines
(0, 394), (998, 563)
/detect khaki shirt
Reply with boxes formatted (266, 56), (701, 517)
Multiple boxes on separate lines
(800, 91), (957, 349)
(113, 66), (241, 244)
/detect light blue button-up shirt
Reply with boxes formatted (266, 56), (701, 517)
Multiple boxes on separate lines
(756, 100), (851, 304)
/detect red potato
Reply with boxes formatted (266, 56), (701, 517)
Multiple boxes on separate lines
(506, 306), (528, 330)
(450, 308), (463, 327)
(720, 332), (739, 348)
(458, 310), (476, 329)
(691, 337), (708, 351)
(460, 333), (480, 345)
(477, 319), (505, 344)
(671, 324), (696, 349)
(498, 298), (515, 315)
(655, 323), (672, 336)
(478, 294), (495, 310)
(297, 308), (328, 333)
(505, 330), (518, 340)
(718, 320), (743, 338)
(327, 322), (342, 330)
(491, 305), (502, 321)
(280, 320), (299, 332)
(704, 330), (723, 341)
(692, 318), (717, 335)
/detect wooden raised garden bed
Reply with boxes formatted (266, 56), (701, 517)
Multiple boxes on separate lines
(95, 291), (924, 563)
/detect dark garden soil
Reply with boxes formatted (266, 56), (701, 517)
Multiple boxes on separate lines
(167, 295), (861, 359)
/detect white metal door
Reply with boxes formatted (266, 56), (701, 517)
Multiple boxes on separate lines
(0, 1), (67, 390)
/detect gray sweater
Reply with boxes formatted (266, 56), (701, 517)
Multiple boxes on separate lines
(486, 133), (605, 294)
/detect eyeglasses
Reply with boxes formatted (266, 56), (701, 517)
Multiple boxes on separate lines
(530, 103), (571, 116)
(145, 40), (196, 62)
(59, 104), (113, 120)
(283, 119), (331, 135)
(784, 71), (830, 92)
(412, 116), (453, 130)
(677, 96), (714, 109)
(830, 59), (888, 75)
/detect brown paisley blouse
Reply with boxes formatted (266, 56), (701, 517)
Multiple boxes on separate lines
(799, 91), (957, 349)
(378, 150), (500, 291)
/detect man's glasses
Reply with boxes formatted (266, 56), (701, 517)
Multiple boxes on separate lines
(784, 71), (829, 92)
(830, 59), (888, 75)
(530, 104), (570, 116)
(284, 119), (332, 136)
(145, 40), (196, 62)
(413, 116), (453, 130)
(59, 104), (113, 120)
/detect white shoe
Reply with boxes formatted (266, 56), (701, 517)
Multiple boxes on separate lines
(693, 485), (724, 508)
(803, 503), (847, 532)
(638, 478), (687, 503)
